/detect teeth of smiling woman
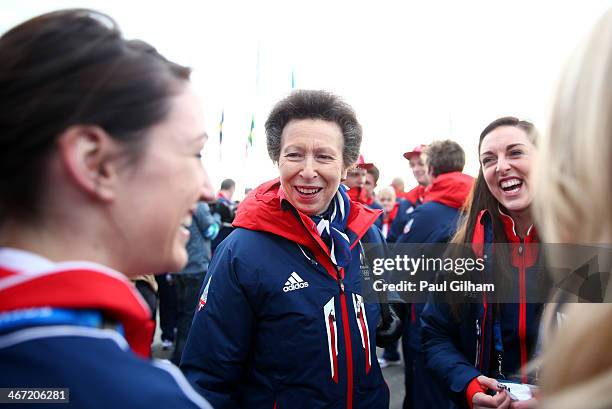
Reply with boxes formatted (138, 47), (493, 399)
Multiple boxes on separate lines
(500, 179), (521, 189)
(297, 187), (320, 194)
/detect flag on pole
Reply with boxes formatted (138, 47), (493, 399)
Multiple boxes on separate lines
(219, 109), (224, 145)
(247, 114), (255, 148)
(218, 109), (224, 161)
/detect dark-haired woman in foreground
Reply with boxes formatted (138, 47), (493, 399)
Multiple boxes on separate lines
(0, 10), (212, 409)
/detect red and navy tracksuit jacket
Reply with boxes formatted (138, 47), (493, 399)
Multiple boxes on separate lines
(387, 185), (426, 243)
(180, 179), (390, 409)
(0, 249), (211, 409)
(420, 209), (544, 408)
(346, 186), (384, 229)
(395, 172), (474, 409)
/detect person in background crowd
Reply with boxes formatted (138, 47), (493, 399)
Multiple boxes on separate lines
(132, 274), (158, 328)
(181, 90), (402, 409)
(345, 153), (372, 203)
(534, 8), (612, 409)
(364, 165), (379, 204)
(211, 178), (236, 252)
(380, 143), (431, 379)
(0, 9), (212, 408)
(397, 140), (473, 409)
(378, 186), (398, 240)
(421, 117), (542, 409)
(391, 177), (406, 199)
(218, 178), (235, 202)
(364, 165), (384, 228)
(155, 272), (178, 350)
(403, 144), (430, 201)
(397, 141), (473, 244)
(387, 144), (431, 244)
(171, 201), (219, 365)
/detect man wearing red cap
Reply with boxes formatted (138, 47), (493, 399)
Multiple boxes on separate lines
(402, 144), (430, 202)
(386, 144), (431, 243)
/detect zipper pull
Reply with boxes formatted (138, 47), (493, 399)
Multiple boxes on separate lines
(336, 267), (345, 293)
(475, 319), (481, 368)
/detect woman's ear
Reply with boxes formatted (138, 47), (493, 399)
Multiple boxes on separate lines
(341, 167), (348, 181)
(56, 125), (121, 201)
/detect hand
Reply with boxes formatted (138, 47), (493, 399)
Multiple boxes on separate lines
(510, 398), (537, 409)
(375, 303), (402, 347)
(473, 376), (511, 409)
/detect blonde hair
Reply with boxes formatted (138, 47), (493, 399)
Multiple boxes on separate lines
(377, 186), (396, 202)
(539, 305), (612, 409)
(534, 9), (612, 245)
(536, 8), (612, 409)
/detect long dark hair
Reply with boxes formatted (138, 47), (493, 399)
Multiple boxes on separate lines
(451, 117), (536, 247)
(446, 117), (536, 314)
(0, 9), (191, 223)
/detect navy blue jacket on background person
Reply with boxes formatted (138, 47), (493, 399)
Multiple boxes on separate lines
(180, 178), (393, 409)
(211, 192), (236, 253)
(396, 171), (473, 409)
(171, 202), (219, 365)
(0, 249), (211, 409)
(368, 200), (384, 229)
(420, 210), (544, 408)
(180, 202), (218, 277)
(387, 183), (425, 244)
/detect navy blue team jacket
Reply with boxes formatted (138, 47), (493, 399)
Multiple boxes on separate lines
(0, 251), (211, 409)
(180, 179), (390, 409)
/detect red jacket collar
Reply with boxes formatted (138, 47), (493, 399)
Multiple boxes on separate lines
(384, 202), (399, 224)
(473, 209), (538, 243)
(423, 172), (474, 209)
(497, 208), (538, 244)
(346, 185), (371, 205)
(472, 209), (539, 260)
(401, 185), (426, 205)
(0, 261), (153, 358)
(233, 179), (381, 278)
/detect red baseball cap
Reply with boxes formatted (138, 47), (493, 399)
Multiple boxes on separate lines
(355, 154), (374, 170)
(403, 144), (427, 160)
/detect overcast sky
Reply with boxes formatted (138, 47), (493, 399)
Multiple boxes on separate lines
(2, 0), (610, 198)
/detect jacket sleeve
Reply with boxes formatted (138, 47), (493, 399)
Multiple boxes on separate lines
(387, 200), (414, 243)
(420, 299), (481, 408)
(180, 240), (255, 409)
(194, 203), (220, 241)
(362, 226), (406, 346)
(396, 204), (437, 244)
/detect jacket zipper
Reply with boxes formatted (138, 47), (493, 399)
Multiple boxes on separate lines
(337, 267), (354, 409)
(475, 318), (481, 369)
(479, 295), (488, 372)
(518, 242), (527, 383)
